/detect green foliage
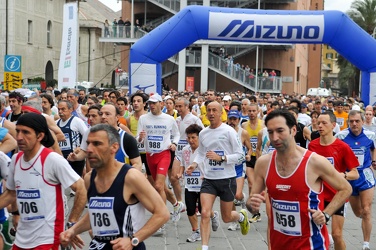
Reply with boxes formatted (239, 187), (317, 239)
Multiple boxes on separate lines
(30, 77), (45, 82)
(337, 0), (376, 96)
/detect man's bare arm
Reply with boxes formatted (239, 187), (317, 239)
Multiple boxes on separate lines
(124, 168), (170, 242)
(68, 178), (87, 223)
(246, 154), (269, 214)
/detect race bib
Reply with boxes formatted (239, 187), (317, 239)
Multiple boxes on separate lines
(184, 170), (202, 192)
(89, 197), (120, 237)
(59, 133), (72, 151)
(177, 140), (188, 152)
(326, 157), (335, 167)
(17, 189), (45, 221)
(363, 168), (375, 185)
(147, 135), (163, 152)
(271, 199), (302, 236)
(137, 142), (145, 153)
(336, 118), (344, 127)
(250, 137), (257, 152)
(208, 150), (224, 171)
(267, 147), (275, 153)
(352, 148), (365, 166)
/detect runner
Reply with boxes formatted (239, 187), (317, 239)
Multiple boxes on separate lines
(187, 101), (249, 250)
(308, 111), (359, 250)
(0, 113), (86, 250)
(60, 124), (169, 249)
(335, 110), (376, 250)
(248, 109), (352, 250)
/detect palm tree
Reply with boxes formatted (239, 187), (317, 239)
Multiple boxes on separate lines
(337, 0), (376, 96)
(347, 0), (376, 35)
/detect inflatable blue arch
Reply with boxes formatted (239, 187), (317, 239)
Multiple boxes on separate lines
(129, 6), (376, 105)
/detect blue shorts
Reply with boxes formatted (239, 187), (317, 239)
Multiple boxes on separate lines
(235, 162), (245, 178)
(349, 167), (376, 196)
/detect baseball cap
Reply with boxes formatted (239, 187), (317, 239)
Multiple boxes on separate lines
(223, 95), (232, 101)
(16, 113), (55, 148)
(352, 104), (361, 111)
(163, 95), (172, 101)
(301, 103), (307, 108)
(336, 101), (344, 107)
(227, 110), (240, 119)
(147, 93), (162, 103)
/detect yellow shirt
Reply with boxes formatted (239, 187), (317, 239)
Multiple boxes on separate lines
(200, 105), (227, 127)
(244, 119), (263, 156)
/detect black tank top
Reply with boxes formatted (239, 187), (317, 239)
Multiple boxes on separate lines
(87, 164), (146, 250)
(295, 122), (307, 148)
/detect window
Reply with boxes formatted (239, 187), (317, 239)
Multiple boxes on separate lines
(327, 63), (331, 69)
(326, 53), (333, 59)
(335, 53), (338, 59)
(28, 20), (33, 43)
(47, 21), (52, 46)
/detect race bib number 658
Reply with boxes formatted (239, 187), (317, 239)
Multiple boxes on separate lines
(271, 199), (302, 236)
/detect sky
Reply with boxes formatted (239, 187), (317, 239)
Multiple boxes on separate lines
(99, 0), (353, 13)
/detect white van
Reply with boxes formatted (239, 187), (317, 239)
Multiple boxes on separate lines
(307, 88), (332, 97)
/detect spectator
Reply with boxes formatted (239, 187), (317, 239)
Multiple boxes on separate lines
(112, 18), (117, 37)
(118, 17), (124, 37)
(104, 19), (110, 37)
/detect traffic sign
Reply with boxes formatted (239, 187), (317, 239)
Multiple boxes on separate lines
(4, 55), (21, 72)
(3, 72), (22, 90)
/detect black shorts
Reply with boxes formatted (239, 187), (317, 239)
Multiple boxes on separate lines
(200, 177), (236, 202)
(168, 150), (175, 170)
(185, 188), (201, 217)
(140, 153), (151, 176)
(246, 155), (257, 168)
(324, 201), (347, 217)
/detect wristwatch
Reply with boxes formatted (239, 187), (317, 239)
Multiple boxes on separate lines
(66, 222), (76, 229)
(221, 155), (226, 162)
(130, 236), (139, 246)
(322, 212), (331, 225)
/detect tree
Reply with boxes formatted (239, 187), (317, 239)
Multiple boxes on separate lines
(337, 0), (376, 96)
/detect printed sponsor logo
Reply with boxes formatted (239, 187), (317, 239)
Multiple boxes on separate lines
(17, 190), (41, 199)
(209, 13), (324, 42)
(275, 184), (291, 191)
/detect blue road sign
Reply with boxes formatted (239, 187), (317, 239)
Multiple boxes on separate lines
(4, 55), (21, 72)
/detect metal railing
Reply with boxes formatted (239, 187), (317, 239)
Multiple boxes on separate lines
(102, 24), (147, 39)
(166, 50), (282, 93)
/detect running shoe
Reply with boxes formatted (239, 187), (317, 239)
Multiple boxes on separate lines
(186, 230), (201, 242)
(227, 222), (240, 231)
(153, 224), (165, 236)
(171, 202), (186, 222)
(249, 212), (261, 223)
(239, 209), (250, 235)
(211, 211), (220, 231)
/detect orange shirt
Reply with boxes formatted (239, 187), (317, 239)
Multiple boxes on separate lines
(333, 111), (348, 130)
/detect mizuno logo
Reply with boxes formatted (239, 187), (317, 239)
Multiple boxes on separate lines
(218, 20), (320, 40)
(17, 190), (41, 198)
(208, 13), (324, 42)
(134, 84), (154, 92)
(89, 200), (112, 208)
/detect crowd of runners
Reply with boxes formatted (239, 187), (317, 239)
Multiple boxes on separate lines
(0, 86), (374, 250)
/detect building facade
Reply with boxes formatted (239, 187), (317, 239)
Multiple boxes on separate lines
(0, 0), (120, 89)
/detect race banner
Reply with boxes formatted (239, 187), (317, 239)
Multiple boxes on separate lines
(58, 2), (78, 90)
